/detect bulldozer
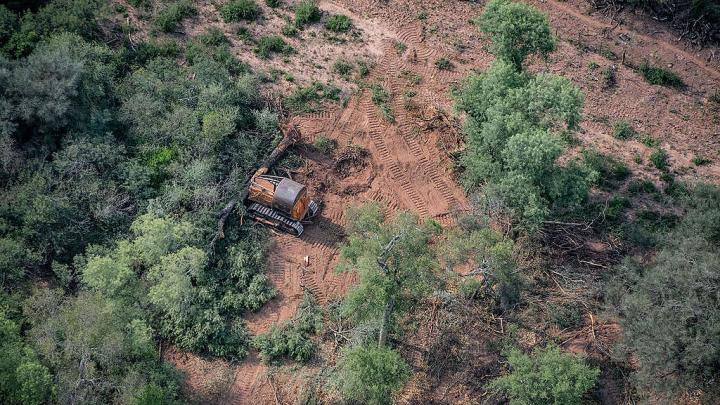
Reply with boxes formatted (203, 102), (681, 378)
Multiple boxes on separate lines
(244, 125), (318, 236)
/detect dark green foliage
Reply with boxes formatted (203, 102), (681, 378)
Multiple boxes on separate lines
(154, 0), (196, 32)
(313, 135), (338, 154)
(325, 14), (352, 32)
(455, 60), (588, 230)
(638, 62), (684, 87)
(127, 39), (179, 66)
(620, 209), (678, 247)
(583, 150), (630, 188)
(295, 0), (321, 27)
(253, 294), (322, 363)
(609, 185), (720, 399)
(3, 0), (102, 58)
(333, 57), (353, 75)
(649, 147), (669, 170)
(284, 81), (340, 112)
(551, 303), (583, 329)
(612, 120), (635, 139)
(639, 134), (658, 147)
(435, 57), (453, 70)
(266, 0), (281, 7)
(475, 0), (555, 70)
(218, 0), (260, 22)
(369, 83), (394, 121)
(0, 310), (54, 405)
(24, 290), (183, 404)
(627, 179), (657, 194)
(282, 19), (298, 36)
(335, 345), (410, 405)
(0, 6), (17, 47)
(490, 344), (599, 404)
(692, 155), (711, 166)
(186, 29), (249, 76)
(255, 35), (291, 58)
(200, 27), (228, 46)
(601, 66), (615, 87)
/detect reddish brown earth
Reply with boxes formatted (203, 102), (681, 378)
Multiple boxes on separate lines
(151, 0), (720, 403)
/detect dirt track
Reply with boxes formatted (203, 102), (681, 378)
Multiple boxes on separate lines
(157, 0), (720, 403)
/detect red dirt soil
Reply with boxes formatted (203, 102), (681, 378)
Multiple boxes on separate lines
(161, 0), (720, 403)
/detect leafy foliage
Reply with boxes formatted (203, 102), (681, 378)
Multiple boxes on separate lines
(490, 344), (599, 405)
(608, 185), (720, 400)
(253, 293), (322, 363)
(255, 35), (292, 59)
(612, 120), (635, 139)
(154, 0), (196, 32)
(638, 62), (684, 87)
(325, 14), (352, 32)
(475, 0), (555, 70)
(335, 345), (410, 405)
(295, 0), (321, 27)
(219, 0), (260, 23)
(455, 60), (588, 230)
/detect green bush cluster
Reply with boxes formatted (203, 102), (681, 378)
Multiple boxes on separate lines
(187, 27), (249, 75)
(313, 134), (338, 154)
(325, 14), (352, 32)
(219, 0), (260, 22)
(284, 81), (341, 112)
(255, 35), (292, 58)
(369, 83), (394, 121)
(253, 294), (322, 363)
(295, 0), (321, 27)
(333, 57), (353, 75)
(457, 0), (589, 231)
(612, 120), (635, 139)
(154, 0), (196, 32)
(638, 62), (684, 87)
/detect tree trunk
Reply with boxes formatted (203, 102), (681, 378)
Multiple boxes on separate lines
(378, 296), (395, 347)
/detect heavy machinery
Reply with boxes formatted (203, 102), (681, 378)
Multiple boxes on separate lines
(244, 125), (318, 236)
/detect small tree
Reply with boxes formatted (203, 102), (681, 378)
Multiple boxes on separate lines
(491, 344), (599, 405)
(339, 203), (440, 346)
(335, 345), (409, 405)
(475, 0), (555, 71)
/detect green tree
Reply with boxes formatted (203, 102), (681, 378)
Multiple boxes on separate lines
(491, 344), (599, 405)
(339, 203), (440, 346)
(335, 345), (410, 405)
(475, 0), (555, 71)
(609, 185), (720, 400)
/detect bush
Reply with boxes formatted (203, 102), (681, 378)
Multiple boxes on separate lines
(154, 0), (196, 32)
(284, 81), (340, 112)
(475, 0), (555, 70)
(612, 120), (635, 139)
(435, 57), (453, 70)
(638, 62), (684, 87)
(281, 20), (298, 36)
(649, 148), (669, 170)
(199, 27), (227, 46)
(583, 150), (630, 187)
(313, 135), (338, 154)
(333, 57), (353, 75)
(295, 0), (321, 27)
(491, 344), (599, 405)
(253, 294), (322, 364)
(218, 0), (260, 22)
(692, 155), (712, 166)
(335, 345), (410, 405)
(325, 14), (351, 32)
(609, 185), (720, 398)
(265, 0), (281, 7)
(254, 35), (291, 58)
(369, 83), (393, 121)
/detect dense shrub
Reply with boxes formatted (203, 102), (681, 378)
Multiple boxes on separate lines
(253, 294), (322, 363)
(333, 57), (353, 75)
(254, 35), (291, 58)
(649, 147), (669, 170)
(335, 345), (410, 405)
(609, 185), (720, 400)
(219, 0), (260, 22)
(638, 62), (684, 87)
(284, 81), (340, 112)
(612, 120), (635, 139)
(475, 0), (555, 70)
(325, 14), (351, 32)
(295, 0), (321, 27)
(491, 344), (599, 404)
(154, 0), (196, 32)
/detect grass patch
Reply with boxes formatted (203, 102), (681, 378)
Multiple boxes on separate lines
(154, 0), (196, 32)
(601, 66), (615, 88)
(333, 58), (353, 76)
(638, 63), (684, 88)
(640, 134), (658, 147)
(435, 57), (453, 70)
(627, 179), (657, 194)
(649, 148), (669, 171)
(295, 0), (321, 27)
(692, 155), (712, 166)
(325, 14), (351, 32)
(393, 41), (407, 54)
(199, 27), (227, 46)
(254, 35), (292, 59)
(612, 120), (635, 140)
(369, 83), (394, 122)
(285, 82), (340, 113)
(219, 0), (260, 22)
(583, 150), (630, 188)
(265, 0), (281, 7)
(313, 135), (338, 155)
(357, 60), (370, 77)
